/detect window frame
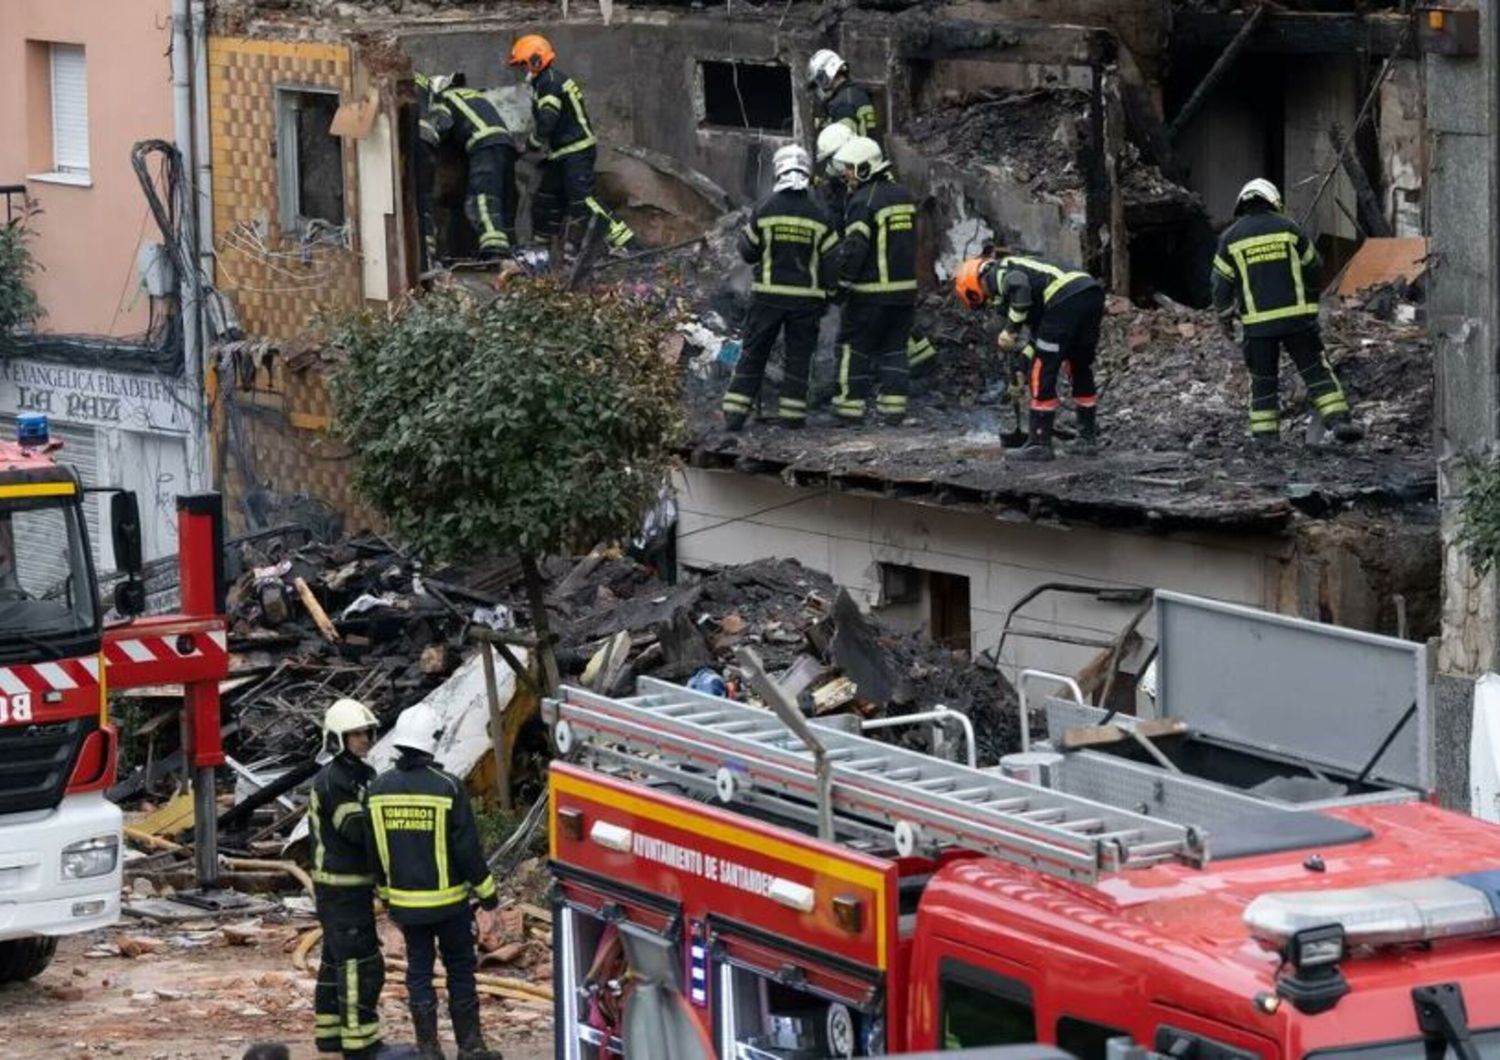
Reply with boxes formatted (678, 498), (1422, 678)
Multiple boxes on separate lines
(937, 956), (1037, 1051)
(274, 84), (346, 233)
(696, 59), (797, 135)
(35, 42), (91, 185)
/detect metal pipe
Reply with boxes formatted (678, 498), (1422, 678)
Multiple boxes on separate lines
(736, 646), (834, 842)
(861, 706), (976, 769)
(1016, 670), (1086, 754)
(170, 0), (208, 493)
(190, 0), (214, 317)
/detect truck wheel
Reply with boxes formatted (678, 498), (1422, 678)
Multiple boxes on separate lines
(0, 937), (58, 983)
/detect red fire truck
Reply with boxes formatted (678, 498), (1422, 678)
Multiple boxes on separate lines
(0, 417), (228, 982)
(545, 592), (1500, 1059)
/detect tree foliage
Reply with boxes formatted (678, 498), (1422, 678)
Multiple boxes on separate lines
(330, 281), (683, 563)
(0, 203), (44, 344)
(1456, 454), (1500, 577)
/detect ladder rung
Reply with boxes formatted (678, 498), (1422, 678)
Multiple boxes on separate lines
(1122, 839), (1183, 859)
(742, 728), (787, 742)
(1058, 817), (1105, 833)
(951, 787), (992, 801)
(1015, 808), (1067, 823)
(887, 768), (921, 782)
(912, 778), (957, 793)
(679, 711), (725, 725)
(714, 720), (761, 734)
(825, 749), (855, 762)
(978, 797), (1031, 812)
(848, 757), (892, 771)
(655, 702), (700, 717)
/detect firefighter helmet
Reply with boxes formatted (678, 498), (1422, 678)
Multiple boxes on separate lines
(832, 136), (887, 182)
(815, 123), (854, 170)
(323, 698), (379, 757)
(807, 49), (847, 95)
(772, 144), (812, 190)
(1236, 178), (1283, 214)
(390, 702), (442, 756)
(954, 257), (991, 309)
(426, 73), (458, 96)
(508, 34), (556, 72)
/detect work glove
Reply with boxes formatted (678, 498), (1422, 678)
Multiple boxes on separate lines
(478, 892), (500, 912)
(996, 329), (1019, 353)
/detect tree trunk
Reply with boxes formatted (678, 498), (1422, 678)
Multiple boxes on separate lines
(521, 553), (562, 697)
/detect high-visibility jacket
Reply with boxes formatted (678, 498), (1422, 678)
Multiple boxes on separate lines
(528, 66), (597, 160)
(737, 188), (839, 304)
(429, 88), (511, 155)
(986, 255), (1099, 333)
(837, 174), (917, 305)
(817, 82), (877, 141)
(309, 753), (377, 890)
(368, 751), (498, 925)
(1211, 210), (1322, 338)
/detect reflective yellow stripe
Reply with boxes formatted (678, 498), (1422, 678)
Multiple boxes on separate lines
(473, 875), (498, 900)
(537, 96), (563, 110)
(332, 802), (363, 829)
(751, 283), (825, 298)
(1300, 241), (1318, 266)
(848, 280), (917, 293)
(856, 105), (876, 136)
(385, 884), (470, 908)
(1241, 303), (1320, 326)
(312, 870), (375, 887)
(370, 793), (453, 809)
(435, 803), (450, 893)
(844, 220), (871, 239)
(1007, 306), (1029, 323)
(310, 791), (326, 875)
(367, 793), (392, 877)
(444, 92), (507, 152)
(0, 482), (76, 499)
(316, 1014), (341, 1027)
(549, 134), (597, 158)
(1213, 255), (1235, 279)
(344, 960), (358, 1030)
(722, 393), (753, 410)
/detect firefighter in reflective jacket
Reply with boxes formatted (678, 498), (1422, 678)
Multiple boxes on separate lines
(1212, 178), (1362, 446)
(722, 145), (838, 431)
(424, 74), (517, 260)
(831, 136), (917, 426)
(309, 699), (389, 1058)
(368, 704), (501, 1060)
(808, 49), (877, 140)
(508, 34), (635, 253)
(813, 97), (936, 380)
(954, 254), (1104, 461)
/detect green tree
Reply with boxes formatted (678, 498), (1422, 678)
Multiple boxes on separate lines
(331, 280), (683, 688)
(1456, 454), (1500, 577)
(0, 202), (44, 345)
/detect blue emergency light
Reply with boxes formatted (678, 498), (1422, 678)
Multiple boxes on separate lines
(17, 414), (49, 448)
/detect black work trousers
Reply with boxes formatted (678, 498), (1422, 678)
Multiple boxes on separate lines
(722, 299), (824, 424)
(314, 886), (385, 1058)
(833, 299), (915, 423)
(533, 146), (633, 249)
(401, 908), (480, 1014)
(1242, 325), (1350, 436)
(464, 144), (517, 256)
(1030, 286), (1104, 413)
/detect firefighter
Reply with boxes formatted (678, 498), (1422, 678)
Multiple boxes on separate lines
(413, 74), (441, 267)
(309, 698), (387, 1059)
(810, 79), (936, 380)
(807, 49), (876, 140)
(507, 34), (635, 254)
(830, 136), (917, 426)
(424, 74), (518, 260)
(1212, 178), (1362, 447)
(953, 253), (1105, 461)
(368, 704), (502, 1060)
(722, 145), (838, 431)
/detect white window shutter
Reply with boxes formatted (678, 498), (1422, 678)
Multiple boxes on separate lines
(51, 44), (90, 174)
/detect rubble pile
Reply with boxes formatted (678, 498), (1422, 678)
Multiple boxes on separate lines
(907, 88), (1088, 198)
(1097, 291), (1431, 456)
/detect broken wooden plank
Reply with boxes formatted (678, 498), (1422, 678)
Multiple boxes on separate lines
(1061, 718), (1188, 750)
(293, 576), (341, 643)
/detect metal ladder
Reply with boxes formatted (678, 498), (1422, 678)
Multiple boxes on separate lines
(548, 677), (1209, 883)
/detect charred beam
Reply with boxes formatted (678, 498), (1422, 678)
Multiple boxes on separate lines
(1172, 11), (1415, 57)
(1167, 4), (1267, 142)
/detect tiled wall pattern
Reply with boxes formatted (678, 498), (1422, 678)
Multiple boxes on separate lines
(207, 37), (376, 535)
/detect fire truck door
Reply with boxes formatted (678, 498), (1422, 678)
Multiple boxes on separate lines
(1147, 1004), (1278, 1060)
(917, 940), (1039, 1052)
(617, 924), (714, 1060)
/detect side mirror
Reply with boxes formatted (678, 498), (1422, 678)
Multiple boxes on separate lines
(113, 578), (146, 617)
(110, 491), (144, 578)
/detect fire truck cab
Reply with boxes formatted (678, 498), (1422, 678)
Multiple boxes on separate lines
(545, 592), (1500, 1060)
(0, 415), (227, 983)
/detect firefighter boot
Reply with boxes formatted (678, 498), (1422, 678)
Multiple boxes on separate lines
(1067, 406), (1098, 457)
(1014, 410), (1055, 462)
(452, 1001), (501, 1060)
(724, 411), (748, 433)
(1325, 411), (1364, 444)
(411, 1004), (445, 1060)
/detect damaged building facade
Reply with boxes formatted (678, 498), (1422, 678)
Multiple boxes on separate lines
(197, 1), (1451, 686)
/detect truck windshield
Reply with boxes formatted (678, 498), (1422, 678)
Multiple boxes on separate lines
(1312, 1030), (1500, 1060)
(0, 498), (96, 642)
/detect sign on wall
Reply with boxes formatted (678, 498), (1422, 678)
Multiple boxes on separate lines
(0, 358), (193, 436)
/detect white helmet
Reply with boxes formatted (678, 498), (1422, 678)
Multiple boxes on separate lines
(806, 48), (847, 96)
(832, 136), (887, 182)
(772, 144), (812, 192)
(323, 698), (379, 756)
(816, 123), (854, 170)
(1236, 178), (1283, 213)
(390, 702), (441, 757)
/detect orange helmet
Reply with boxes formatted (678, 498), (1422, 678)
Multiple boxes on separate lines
(954, 257), (990, 309)
(508, 34), (556, 72)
